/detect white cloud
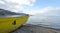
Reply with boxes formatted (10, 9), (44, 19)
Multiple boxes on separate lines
(0, 0), (36, 12)
(23, 10), (38, 15)
(4, 0), (35, 6)
(23, 7), (53, 15)
(23, 7), (60, 15)
(40, 7), (54, 13)
(41, 7), (60, 13)
(0, 0), (5, 4)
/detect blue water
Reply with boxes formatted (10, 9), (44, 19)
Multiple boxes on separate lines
(27, 16), (60, 29)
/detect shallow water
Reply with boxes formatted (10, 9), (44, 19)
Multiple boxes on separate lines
(27, 16), (60, 29)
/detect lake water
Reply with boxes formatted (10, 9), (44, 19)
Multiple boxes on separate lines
(27, 16), (60, 29)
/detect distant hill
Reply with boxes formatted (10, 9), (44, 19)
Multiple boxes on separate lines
(0, 9), (27, 15)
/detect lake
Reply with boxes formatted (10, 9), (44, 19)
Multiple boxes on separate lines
(26, 15), (60, 29)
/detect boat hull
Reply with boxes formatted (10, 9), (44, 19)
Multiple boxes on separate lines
(0, 15), (29, 33)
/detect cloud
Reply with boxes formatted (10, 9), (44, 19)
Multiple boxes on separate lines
(23, 10), (38, 15)
(0, 0), (5, 4)
(4, 0), (35, 6)
(0, 0), (36, 12)
(23, 7), (54, 15)
(23, 6), (60, 16)
(40, 7), (60, 16)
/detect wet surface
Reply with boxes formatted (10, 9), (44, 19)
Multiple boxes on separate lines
(11, 24), (60, 33)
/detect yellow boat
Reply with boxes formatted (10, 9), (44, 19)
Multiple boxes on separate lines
(0, 15), (29, 33)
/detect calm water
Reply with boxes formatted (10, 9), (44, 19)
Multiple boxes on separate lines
(27, 16), (60, 29)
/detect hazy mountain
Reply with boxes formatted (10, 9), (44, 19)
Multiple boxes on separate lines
(0, 9), (26, 15)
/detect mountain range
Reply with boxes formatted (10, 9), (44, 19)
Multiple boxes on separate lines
(0, 9), (26, 15)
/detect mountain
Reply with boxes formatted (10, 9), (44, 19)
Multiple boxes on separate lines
(0, 9), (27, 15)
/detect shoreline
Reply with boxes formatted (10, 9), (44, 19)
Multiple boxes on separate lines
(11, 24), (60, 33)
(36, 24), (60, 31)
(26, 24), (60, 31)
(26, 23), (60, 30)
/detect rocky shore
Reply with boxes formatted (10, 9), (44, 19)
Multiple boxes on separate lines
(11, 24), (60, 33)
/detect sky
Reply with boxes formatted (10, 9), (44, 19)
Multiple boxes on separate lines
(0, 0), (60, 16)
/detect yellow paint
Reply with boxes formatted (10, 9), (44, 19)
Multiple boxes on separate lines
(0, 15), (29, 33)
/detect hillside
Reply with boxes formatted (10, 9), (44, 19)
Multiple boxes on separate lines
(0, 9), (26, 15)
